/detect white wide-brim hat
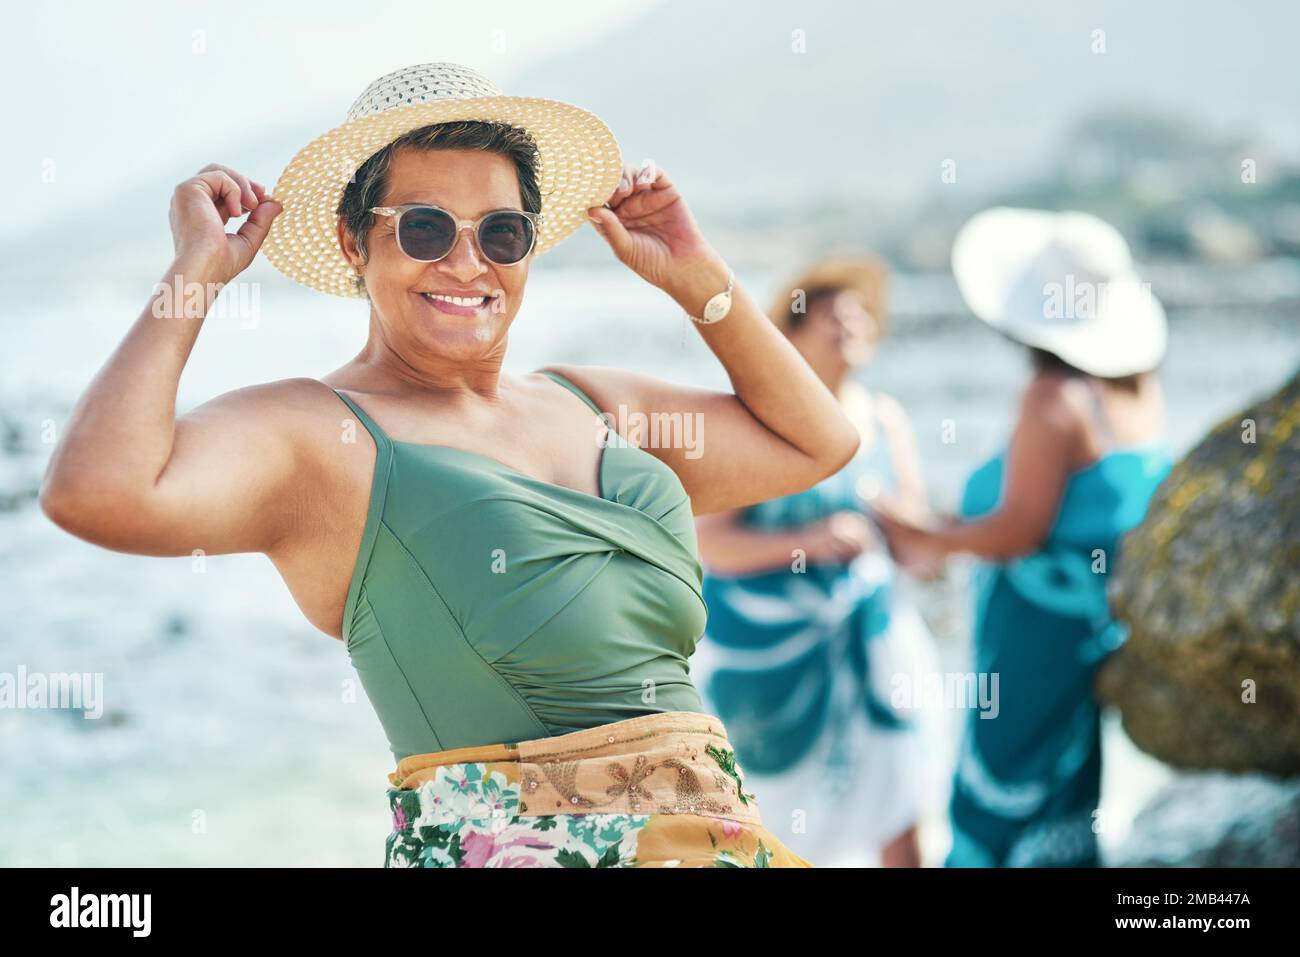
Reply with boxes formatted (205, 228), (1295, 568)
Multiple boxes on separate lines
(262, 62), (623, 298)
(951, 207), (1167, 377)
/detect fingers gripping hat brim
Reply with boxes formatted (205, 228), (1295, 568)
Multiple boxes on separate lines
(262, 96), (623, 298)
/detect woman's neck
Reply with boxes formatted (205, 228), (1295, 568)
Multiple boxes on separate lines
(353, 328), (508, 399)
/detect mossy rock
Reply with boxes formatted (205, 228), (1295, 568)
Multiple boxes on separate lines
(1097, 369), (1300, 774)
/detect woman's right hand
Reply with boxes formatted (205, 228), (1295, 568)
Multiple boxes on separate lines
(802, 511), (879, 564)
(168, 162), (282, 284)
(873, 500), (949, 577)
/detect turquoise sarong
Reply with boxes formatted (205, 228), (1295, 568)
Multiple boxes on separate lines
(699, 417), (908, 777)
(946, 443), (1172, 867)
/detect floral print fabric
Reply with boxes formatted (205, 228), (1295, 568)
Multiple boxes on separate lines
(384, 760), (805, 868)
(381, 711), (812, 868)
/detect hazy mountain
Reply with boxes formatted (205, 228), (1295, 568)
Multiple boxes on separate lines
(6, 0), (1297, 282)
(513, 0), (1300, 213)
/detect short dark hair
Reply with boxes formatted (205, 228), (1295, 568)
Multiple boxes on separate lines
(337, 121), (542, 296)
(786, 285), (847, 332)
(1029, 347), (1143, 391)
(784, 283), (887, 340)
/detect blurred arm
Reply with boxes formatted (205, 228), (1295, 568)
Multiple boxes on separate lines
(926, 376), (1079, 560)
(696, 509), (810, 575)
(874, 391), (931, 520)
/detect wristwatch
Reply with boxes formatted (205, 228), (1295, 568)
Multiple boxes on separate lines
(685, 270), (735, 324)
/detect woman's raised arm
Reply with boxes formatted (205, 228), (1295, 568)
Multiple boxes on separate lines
(558, 163), (859, 515)
(39, 164), (297, 557)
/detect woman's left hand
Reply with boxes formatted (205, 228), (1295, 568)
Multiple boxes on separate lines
(587, 162), (724, 300)
(874, 499), (949, 577)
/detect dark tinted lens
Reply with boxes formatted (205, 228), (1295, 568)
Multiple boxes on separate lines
(477, 212), (535, 264)
(396, 207), (456, 261)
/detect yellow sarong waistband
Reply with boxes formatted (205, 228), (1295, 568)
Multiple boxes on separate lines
(388, 711), (763, 826)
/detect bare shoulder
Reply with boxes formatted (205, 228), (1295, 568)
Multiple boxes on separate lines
(72, 378), (362, 561)
(178, 376), (339, 437)
(174, 376), (363, 478)
(532, 363), (692, 411)
(533, 362), (644, 388)
(1018, 372), (1092, 433)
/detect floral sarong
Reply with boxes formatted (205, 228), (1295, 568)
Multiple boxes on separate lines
(383, 711), (813, 867)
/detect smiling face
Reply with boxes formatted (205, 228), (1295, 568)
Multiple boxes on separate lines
(339, 146), (531, 364)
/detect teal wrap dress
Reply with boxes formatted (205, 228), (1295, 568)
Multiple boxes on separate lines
(946, 441), (1172, 867)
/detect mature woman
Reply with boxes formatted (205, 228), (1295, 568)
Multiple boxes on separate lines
(38, 63), (859, 868)
(877, 208), (1174, 867)
(692, 257), (934, 867)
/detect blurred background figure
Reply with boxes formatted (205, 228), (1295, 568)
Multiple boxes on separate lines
(878, 209), (1174, 866)
(693, 257), (937, 867)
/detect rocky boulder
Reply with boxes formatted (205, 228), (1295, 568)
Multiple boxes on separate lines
(1097, 369), (1300, 774)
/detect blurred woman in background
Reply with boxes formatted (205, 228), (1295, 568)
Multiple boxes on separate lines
(877, 209), (1174, 867)
(693, 257), (935, 867)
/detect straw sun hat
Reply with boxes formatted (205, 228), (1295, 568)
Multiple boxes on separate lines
(951, 207), (1167, 378)
(262, 62), (623, 297)
(766, 256), (889, 331)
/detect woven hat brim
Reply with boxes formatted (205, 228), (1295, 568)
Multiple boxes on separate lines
(766, 256), (888, 327)
(262, 96), (623, 297)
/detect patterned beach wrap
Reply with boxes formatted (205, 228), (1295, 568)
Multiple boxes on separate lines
(383, 711), (813, 868)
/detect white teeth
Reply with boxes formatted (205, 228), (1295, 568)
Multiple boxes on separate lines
(423, 293), (489, 307)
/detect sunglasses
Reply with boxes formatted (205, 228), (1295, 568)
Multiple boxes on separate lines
(369, 204), (542, 266)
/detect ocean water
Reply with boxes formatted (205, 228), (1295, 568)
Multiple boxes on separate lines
(1, 264), (1296, 865)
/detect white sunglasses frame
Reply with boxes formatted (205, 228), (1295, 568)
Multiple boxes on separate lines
(368, 204), (543, 265)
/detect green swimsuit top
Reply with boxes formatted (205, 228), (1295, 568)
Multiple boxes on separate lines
(332, 370), (707, 760)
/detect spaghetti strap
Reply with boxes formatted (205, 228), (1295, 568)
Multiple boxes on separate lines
(331, 387), (393, 450)
(537, 369), (603, 418)
(332, 368), (708, 764)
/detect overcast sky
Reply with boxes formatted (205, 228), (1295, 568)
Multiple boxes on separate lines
(3, 0), (657, 241)
(8, 0), (1298, 250)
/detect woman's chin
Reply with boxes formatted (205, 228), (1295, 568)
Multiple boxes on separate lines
(380, 296), (505, 351)
(417, 322), (498, 354)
